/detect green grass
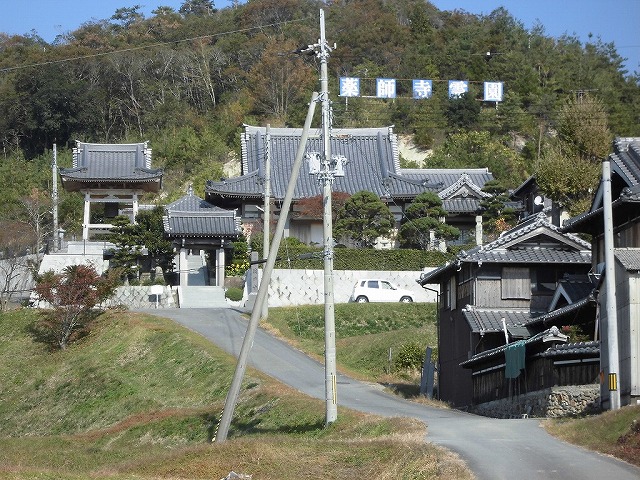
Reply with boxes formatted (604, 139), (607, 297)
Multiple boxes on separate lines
(263, 302), (438, 383)
(0, 308), (471, 480)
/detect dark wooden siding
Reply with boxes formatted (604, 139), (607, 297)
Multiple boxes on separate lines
(471, 356), (599, 404)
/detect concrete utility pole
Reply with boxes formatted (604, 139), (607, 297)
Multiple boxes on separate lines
(313, 8), (339, 426)
(320, 8), (338, 426)
(52, 144), (59, 253)
(602, 157), (621, 410)
(215, 92), (319, 443)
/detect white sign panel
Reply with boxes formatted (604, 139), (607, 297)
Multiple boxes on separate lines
(376, 78), (396, 98)
(412, 79), (433, 99)
(484, 81), (504, 102)
(339, 77), (360, 97)
(448, 80), (469, 98)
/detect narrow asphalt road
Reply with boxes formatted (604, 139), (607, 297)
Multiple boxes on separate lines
(138, 307), (640, 480)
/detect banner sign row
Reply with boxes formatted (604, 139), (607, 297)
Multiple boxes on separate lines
(339, 77), (504, 102)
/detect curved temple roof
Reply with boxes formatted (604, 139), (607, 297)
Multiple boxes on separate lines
(59, 141), (163, 192)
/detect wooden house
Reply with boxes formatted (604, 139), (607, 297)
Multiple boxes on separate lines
(205, 125), (494, 248)
(562, 137), (640, 408)
(418, 212), (593, 408)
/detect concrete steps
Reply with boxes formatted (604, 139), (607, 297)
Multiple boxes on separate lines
(179, 286), (228, 308)
(186, 253), (208, 286)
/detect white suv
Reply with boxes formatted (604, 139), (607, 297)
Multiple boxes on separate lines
(350, 279), (414, 303)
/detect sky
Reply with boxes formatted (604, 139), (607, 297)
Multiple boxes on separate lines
(0, 0), (638, 74)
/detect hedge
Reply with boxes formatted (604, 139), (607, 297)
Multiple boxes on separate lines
(270, 246), (453, 271)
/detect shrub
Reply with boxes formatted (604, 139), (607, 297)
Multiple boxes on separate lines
(32, 265), (119, 349)
(225, 287), (244, 301)
(394, 342), (426, 371)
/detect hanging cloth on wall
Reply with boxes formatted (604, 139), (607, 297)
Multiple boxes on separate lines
(504, 340), (526, 379)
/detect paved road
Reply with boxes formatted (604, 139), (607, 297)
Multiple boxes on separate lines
(139, 308), (640, 480)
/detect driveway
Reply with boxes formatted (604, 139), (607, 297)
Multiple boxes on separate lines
(139, 307), (640, 480)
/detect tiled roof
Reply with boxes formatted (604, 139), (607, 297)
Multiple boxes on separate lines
(163, 190), (240, 238)
(60, 142), (162, 188)
(615, 248), (640, 271)
(437, 172), (491, 200)
(418, 212), (591, 284)
(205, 126), (493, 211)
(553, 277), (595, 304)
(442, 197), (483, 214)
(460, 326), (569, 367)
(462, 306), (534, 335)
(526, 295), (595, 327)
(536, 341), (599, 358)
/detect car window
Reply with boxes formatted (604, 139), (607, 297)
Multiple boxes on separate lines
(367, 280), (378, 289)
(381, 281), (393, 290)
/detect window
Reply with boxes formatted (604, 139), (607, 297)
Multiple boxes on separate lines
(442, 275), (457, 309)
(501, 267), (531, 299)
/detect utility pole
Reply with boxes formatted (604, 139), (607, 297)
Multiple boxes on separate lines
(305, 9), (341, 426)
(602, 157), (621, 410)
(215, 92), (319, 443)
(52, 144), (59, 253)
(320, 8), (338, 426)
(262, 124), (271, 320)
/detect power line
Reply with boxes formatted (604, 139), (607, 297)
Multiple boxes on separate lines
(0, 17), (309, 73)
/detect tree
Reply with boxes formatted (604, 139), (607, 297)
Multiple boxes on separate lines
(480, 180), (517, 238)
(111, 5), (144, 29)
(135, 207), (175, 276)
(445, 91), (481, 131)
(294, 192), (350, 221)
(107, 210), (174, 283)
(334, 191), (394, 248)
(179, 0), (215, 16)
(397, 191), (459, 250)
(108, 215), (144, 281)
(426, 131), (528, 187)
(20, 187), (52, 259)
(33, 264), (119, 349)
(536, 93), (612, 216)
(0, 220), (37, 311)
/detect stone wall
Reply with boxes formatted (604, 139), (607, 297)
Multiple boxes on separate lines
(103, 285), (178, 310)
(470, 384), (601, 418)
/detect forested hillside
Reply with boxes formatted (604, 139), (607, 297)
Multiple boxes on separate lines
(1, 0), (639, 240)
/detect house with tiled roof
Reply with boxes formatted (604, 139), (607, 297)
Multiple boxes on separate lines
(59, 141), (163, 240)
(205, 125), (494, 247)
(563, 137), (640, 409)
(163, 186), (241, 288)
(417, 212), (594, 408)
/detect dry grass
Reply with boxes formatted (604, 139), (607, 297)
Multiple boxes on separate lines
(544, 404), (640, 468)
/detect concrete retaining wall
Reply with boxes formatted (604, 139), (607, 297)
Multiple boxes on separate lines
(102, 285), (178, 309)
(470, 385), (601, 418)
(263, 269), (438, 307)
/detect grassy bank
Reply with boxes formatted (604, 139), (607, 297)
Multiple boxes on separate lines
(0, 308), (471, 480)
(263, 302), (438, 395)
